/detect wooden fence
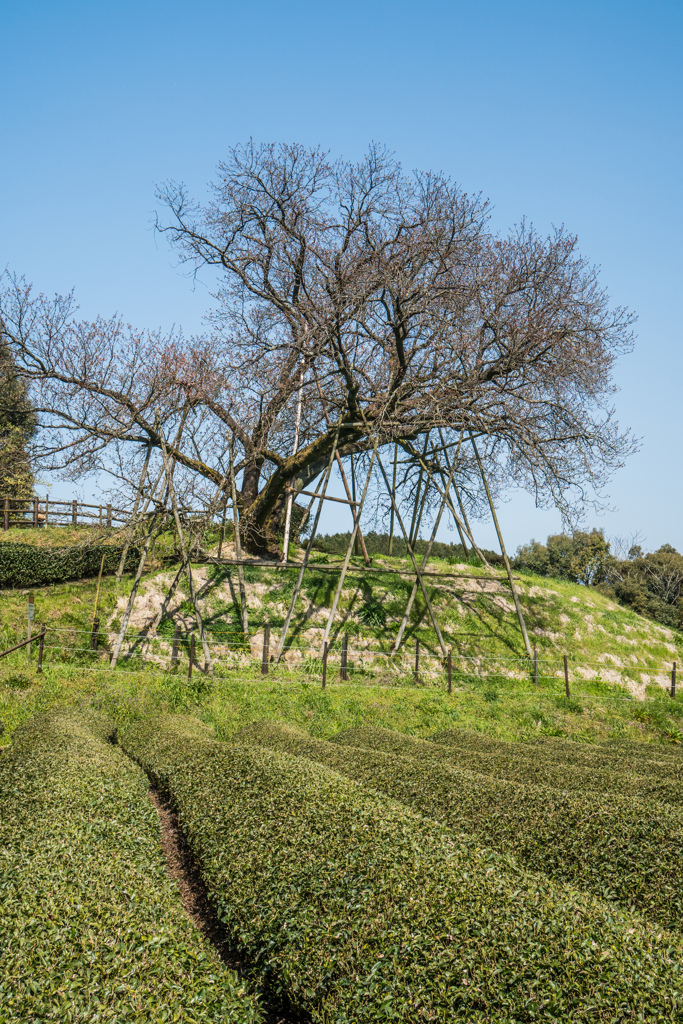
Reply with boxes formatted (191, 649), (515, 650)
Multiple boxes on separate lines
(2, 496), (129, 531)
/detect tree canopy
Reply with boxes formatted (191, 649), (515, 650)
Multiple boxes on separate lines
(0, 142), (636, 554)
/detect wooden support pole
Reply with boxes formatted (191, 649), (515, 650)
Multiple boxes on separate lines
(321, 440), (378, 651)
(322, 641), (328, 689)
(414, 639), (420, 684)
(228, 436), (249, 636)
(388, 443), (398, 556)
(171, 624), (180, 668)
(392, 436), (462, 654)
(33, 496), (38, 527)
(564, 654), (570, 698)
(92, 553), (105, 628)
(37, 627), (45, 673)
(45, 495), (49, 526)
(447, 649), (452, 693)
(72, 499), (77, 526)
(341, 633), (348, 681)
(110, 510), (161, 669)
(375, 455), (447, 657)
(672, 661), (677, 699)
(469, 435), (533, 658)
(106, 504), (112, 528)
(408, 435), (430, 548)
(275, 417), (343, 662)
(116, 443), (154, 583)
(261, 624), (270, 676)
(159, 426), (213, 675)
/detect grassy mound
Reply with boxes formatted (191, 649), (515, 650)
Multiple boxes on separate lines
(238, 720), (683, 932)
(122, 713), (683, 1022)
(331, 724), (683, 808)
(0, 709), (262, 1023)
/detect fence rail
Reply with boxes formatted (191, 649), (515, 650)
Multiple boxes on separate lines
(0, 623), (677, 701)
(2, 496), (129, 531)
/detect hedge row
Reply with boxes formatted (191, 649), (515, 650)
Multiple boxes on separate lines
(121, 714), (683, 1023)
(0, 541), (141, 587)
(0, 709), (262, 1023)
(330, 724), (683, 807)
(422, 725), (682, 778)
(240, 721), (683, 932)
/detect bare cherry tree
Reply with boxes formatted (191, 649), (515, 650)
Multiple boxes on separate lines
(1, 142), (637, 555)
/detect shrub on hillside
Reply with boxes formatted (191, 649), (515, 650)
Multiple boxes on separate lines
(121, 714), (683, 1022)
(0, 541), (140, 587)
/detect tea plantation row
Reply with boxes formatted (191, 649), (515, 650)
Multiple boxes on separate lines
(121, 714), (683, 1022)
(0, 710), (262, 1023)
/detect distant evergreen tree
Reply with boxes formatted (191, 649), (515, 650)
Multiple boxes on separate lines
(0, 327), (37, 497)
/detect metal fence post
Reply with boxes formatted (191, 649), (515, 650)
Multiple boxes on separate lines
(261, 624), (270, 676)
(322, 640), (328, 689)
(341, 633), (348, 681)
(37, 627), (45, 673)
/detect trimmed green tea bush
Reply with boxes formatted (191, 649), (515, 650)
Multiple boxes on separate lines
(0, 709), (262, 1023)
(241, 721), (683, 932)
(122, 714), (683, 1023)
(332, 724), (683, 807)
(0, 541), (140, 587)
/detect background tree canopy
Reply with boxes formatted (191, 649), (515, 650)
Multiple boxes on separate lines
(1, 142), (637, 556)
(514, 530), (683, 631)
(0, 331), (36, 497)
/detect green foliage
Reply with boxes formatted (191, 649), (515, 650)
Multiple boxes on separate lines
(0, 335), (36, 496)
(121, 714), (683, 1022)
(383, 723), (683, 808)
(0, 541), (139, 587)
(311, 530), (503, 564)
(514, 531), (683, 631)
(254, 721), (683, 931)
(0, 708), (262, 1023)
(514, 529), (613, 586)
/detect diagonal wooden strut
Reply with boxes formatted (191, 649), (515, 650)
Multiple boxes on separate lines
(391, 434), (463, 653)
(274, 417), (343, 663)
(376, 453), (447, 657)
(320, 438), (379, 651)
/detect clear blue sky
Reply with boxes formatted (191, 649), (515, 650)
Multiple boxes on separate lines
(2, 0), (681, 553)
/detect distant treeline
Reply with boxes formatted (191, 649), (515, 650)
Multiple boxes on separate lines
(313, 528), (683, 633)
(311, 530), (503, 564)
(514, 530), (683, 632)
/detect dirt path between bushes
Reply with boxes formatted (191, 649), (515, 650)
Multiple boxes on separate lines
(149, 787), (311, 1024)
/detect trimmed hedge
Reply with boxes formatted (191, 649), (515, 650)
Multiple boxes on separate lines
(122, 714), (683, 1023)
(330, 725), (683, 807)
(241, 721), (683, 932)
(0, 541), (140, 587)
(0, 709), (262, 1023)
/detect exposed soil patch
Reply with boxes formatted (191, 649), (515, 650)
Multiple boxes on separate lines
(149, 787), (311, 1024)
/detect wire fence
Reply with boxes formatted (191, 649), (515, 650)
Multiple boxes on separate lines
(0, 622), (678, 701)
